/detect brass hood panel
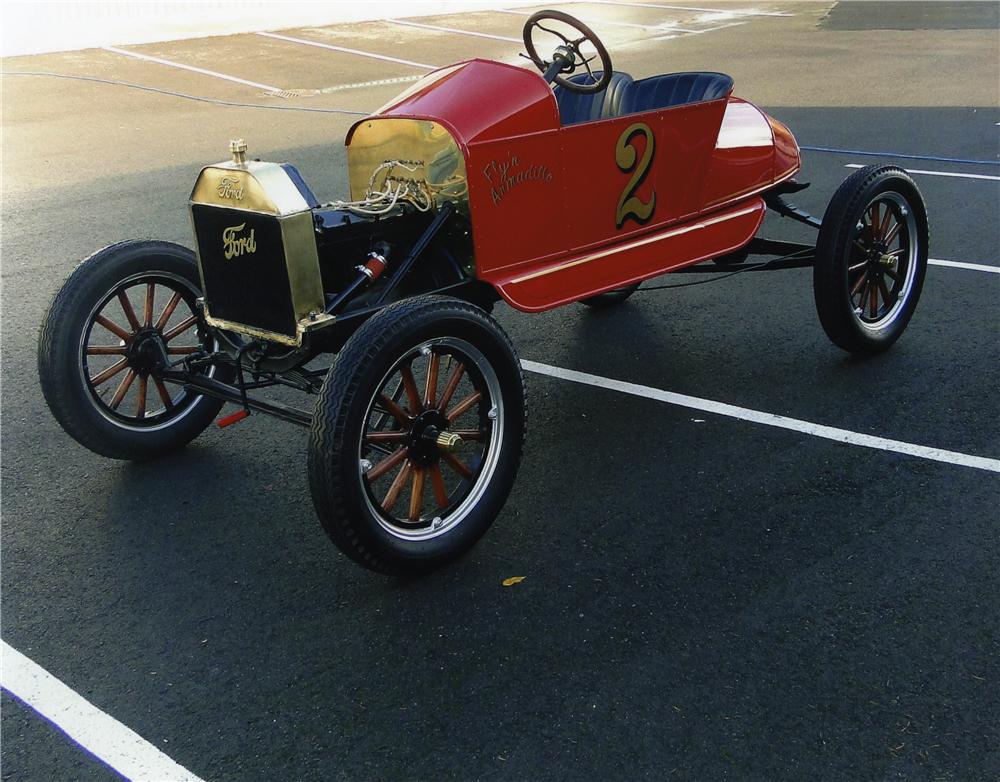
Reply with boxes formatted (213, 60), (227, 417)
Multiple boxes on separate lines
(190, 160), (311, 216)
(347, 119), (468, 213)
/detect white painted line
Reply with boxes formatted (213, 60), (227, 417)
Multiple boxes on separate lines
(589, 1), (793, 16)
(318, 75), (423, 93)
(845, 163), (1000, 182)
(104, 46), (282, 92)
(521, 360), (1000, 474)
(929, 258), (1000, 274)
(387, 18), (522, 43)
(691, 21), (748, 33)
(1, 640), (206, 782)
(494, 7), (696, 33)
(257, 31), (436, 70)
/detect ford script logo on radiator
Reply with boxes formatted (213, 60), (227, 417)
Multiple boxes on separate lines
(222, 223), (257, 260)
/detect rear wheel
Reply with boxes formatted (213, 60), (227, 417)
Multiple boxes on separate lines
(580, 282), (641, 308)
(38, 240), (230, 460)
(308, 295), (526, 575)
(813, 165), (928, 354)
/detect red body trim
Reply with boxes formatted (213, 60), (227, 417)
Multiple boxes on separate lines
(347, 60), (801, 312)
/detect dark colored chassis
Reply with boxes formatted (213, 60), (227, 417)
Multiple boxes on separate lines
(162, 180), (819, 429)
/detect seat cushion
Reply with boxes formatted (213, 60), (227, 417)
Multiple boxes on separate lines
(623, 72), (734, 113)
(554, 71), (633, 125)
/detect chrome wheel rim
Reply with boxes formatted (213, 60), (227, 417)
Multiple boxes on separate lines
(357, 337), (504, 541)
(79, 272), (214, 430)
(847, 191), (918, 330)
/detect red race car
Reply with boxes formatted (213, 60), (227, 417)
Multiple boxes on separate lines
(39, 11), (929, 574)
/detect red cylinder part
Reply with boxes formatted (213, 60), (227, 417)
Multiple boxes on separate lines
(217, 409), (250, 428)
(363, 253), (387, 279)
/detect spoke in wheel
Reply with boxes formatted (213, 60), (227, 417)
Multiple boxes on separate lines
(438, 362), (466, 412)
(883, 221), (901, 246)
(367, 446), (408, 481)
(429, 464), (449, 509)
(162, 315), (197, 342)
(382, 460), (412, 513)
(424, 351), (440, 408)
(87, 345), (126, 356)
(94, 314), (132, 341)
(89, 357), (129, 386)
(372, 380), (404, 431)
(408, 468), (425, 521)
(449, 429), (485, 441)
(441, 451), (473, 481)
(868, 278), (879, 318)
(854, 278), (871, 312)
(446, 390), (482, 423)
(117, 291), (141, 331)
(109, 369), (137, 410)
(365, 431), (408, 445)
(153, 376), (174, 409)
(883, 267), (900, 283)
(378, 394), (412, 425)
(399, 363), (422, 414)
(143, 283), (155, 327)
(136, 375), (148, 419)
(851, 272), (869, 297)
(869, 203), (880, 238)
(155, 291), (183, 331)
(876, 273), (893, 305)
(877, 204), (893, 240)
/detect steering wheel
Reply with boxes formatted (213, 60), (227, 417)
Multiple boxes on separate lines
(522, 10), (613, 94)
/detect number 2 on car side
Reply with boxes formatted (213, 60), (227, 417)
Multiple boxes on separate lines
(615, 122), (656, 229)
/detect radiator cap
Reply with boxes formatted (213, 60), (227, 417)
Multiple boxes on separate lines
(229, 138), (248, 165)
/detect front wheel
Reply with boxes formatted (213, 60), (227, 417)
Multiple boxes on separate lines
(308, 295), (526, 575)
(38, 240), (230, 460)
(813, 165), (929, 354)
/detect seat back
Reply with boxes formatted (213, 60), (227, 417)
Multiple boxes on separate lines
(623, 72), (733, 114)
(554, 71), (633, 125)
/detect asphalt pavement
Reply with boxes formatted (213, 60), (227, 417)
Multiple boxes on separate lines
(2, 2), (998, 780)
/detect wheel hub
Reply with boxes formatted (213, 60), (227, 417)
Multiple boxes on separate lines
(126, 327), (167, 375)
(407, 409), (452, 466)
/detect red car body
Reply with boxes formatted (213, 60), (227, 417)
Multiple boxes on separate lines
(347, 59), (801, 311)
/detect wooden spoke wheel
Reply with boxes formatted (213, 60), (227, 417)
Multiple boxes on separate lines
(38, 240), (231, 460)
(845, 191), (918, 329)
(814, 165), (928, 355)
(360, 337), (501, 536)
(81, 272), (209, 426)
(308, 296), (526, 576)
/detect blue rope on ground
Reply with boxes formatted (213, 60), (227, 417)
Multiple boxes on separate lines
(800, 145), (999, 167)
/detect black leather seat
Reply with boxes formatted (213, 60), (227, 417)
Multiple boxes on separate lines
(623, 72), (733, 113)
(554, 71), (633, 125)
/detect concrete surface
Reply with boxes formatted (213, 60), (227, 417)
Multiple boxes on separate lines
(2, 2), (998, 780)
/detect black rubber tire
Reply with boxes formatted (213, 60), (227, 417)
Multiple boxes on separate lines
(38, 240), (229, 460)
(580, 282), (641, 308)
(813, 165), (929, 355)
(308, 295), (526, 576)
